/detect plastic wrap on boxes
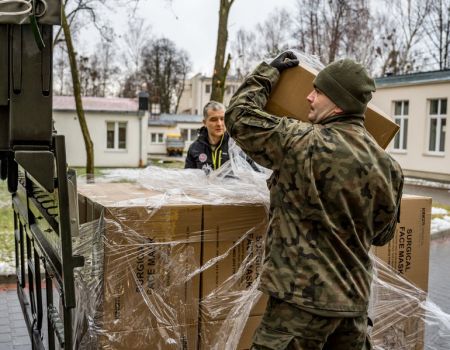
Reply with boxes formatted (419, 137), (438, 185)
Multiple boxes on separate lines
(74, 140), (450, 349)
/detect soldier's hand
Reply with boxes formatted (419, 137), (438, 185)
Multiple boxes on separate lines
(270, 51), (299, 73)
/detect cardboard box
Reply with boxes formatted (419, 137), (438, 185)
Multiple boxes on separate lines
(96, 324), (198, 350)
(77, 183), (271, 348)
(371, 253), (428, 350)
(265, 63), (399, 149)
(201, 204), (269, 319)
(200, 315), (262, 350)
(77, 183), (202, 340)
(373, 195), (432, 292)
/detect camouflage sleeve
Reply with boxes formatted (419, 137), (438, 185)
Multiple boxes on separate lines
(225, 62), (310, 170)
(372, 171), (404, 246)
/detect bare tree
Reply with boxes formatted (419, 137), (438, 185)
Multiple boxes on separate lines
(292, 0), (374, 67)
(375, 0), (432, 75)
(61, 6), (94, 177)
(255, 8), (293, 59)
(424, 0), (450, 69)
(53, 44), (70, 96)
(119, 17), (152, 98)
(140, 38), (191, 113)
(230, 28), (257, 78)
(121, 17), (152, 76)
(211, 0), (235, 103)
(292, 0), (324, 58)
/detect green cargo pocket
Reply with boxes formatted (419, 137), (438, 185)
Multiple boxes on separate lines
(252, 324), (294, 350)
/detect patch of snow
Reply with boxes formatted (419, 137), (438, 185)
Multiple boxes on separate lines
(0, 261), (14, 275)
(76, 168), (143, 185)
(431, 216), (450, 234)
(432, 207), (449, 215)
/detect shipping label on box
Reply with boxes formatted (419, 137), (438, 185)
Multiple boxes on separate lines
(373, 195), (432, 292)
(265, 64), (399, 149)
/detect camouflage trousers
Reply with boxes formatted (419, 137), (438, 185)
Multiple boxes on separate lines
(251, 297), (373, 350)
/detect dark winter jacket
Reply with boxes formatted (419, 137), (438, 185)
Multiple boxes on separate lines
(184, 127), (230, 171)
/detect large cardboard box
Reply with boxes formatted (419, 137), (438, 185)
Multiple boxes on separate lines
(77, 183), (202, 348)
(373, 195), (432, 292)
(265, 63), (399, 149)
(201, 204), (269, 320)
(78, 183), (271, 349)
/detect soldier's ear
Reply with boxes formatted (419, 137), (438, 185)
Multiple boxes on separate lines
(334, 106), (344, 115)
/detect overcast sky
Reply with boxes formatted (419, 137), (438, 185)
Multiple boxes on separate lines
(79, 0), (297, 76)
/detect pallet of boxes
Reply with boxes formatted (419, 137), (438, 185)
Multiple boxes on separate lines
(74, 58), (431, 349)
(76, 182), (270, 349)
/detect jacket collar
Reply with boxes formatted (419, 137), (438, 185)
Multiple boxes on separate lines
(197, 126), (229, 145)
(319, 113), (365, 127)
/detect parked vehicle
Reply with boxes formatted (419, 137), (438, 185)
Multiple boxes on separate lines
(166, 133), (185, 156)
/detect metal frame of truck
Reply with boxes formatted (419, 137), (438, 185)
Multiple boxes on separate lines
(1, 2), (84, 348)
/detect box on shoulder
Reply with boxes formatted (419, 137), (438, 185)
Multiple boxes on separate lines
(265, 63), (399, 149)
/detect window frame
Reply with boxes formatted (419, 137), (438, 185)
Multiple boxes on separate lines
(426, 98), (447, 155)
(392, 100), (409, 153)
(106, 121), (128, 150)
(150, 132), (165, 144)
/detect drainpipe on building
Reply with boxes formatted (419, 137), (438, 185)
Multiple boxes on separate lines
(138, 91), (149, 167)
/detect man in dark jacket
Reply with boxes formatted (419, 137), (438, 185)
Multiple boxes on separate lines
(185, 101), (230, 172)
(225, 52), (404, 349)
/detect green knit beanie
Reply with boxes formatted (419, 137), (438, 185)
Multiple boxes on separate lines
(313, 59), (376, 115)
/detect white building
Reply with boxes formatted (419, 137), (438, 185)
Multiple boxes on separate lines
(177, 74), (242, 114)
(147, 114), (203, 155)
(372, 70), (450, 182)
(53, 96), (147, 168)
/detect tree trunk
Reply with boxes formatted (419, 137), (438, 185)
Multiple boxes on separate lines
(211, 0), (234, 103)
(62, 8), (95, 180)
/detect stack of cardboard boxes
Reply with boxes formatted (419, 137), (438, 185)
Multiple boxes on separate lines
(371, 195), (431, 350)
(77, 183), (431, 350)
(77, 183), (270, 349)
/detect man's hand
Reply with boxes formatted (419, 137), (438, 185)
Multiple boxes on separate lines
(270, 51), (299, 73)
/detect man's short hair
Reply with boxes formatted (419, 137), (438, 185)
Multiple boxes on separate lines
(203, 101), (225, 120)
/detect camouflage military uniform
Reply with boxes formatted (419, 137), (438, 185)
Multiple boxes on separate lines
(225, 62), (403, 349)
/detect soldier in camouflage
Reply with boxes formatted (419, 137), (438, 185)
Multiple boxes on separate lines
(225, 51), (404, 349)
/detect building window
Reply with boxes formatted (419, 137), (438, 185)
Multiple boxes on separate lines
(428, 98), (447, 153)
(205, 84), (211, 94)
(180, 128), (198, 142)
(150, 133), (164, 144)
(393, 100), (408, 151)
(151, 102), (161, 115)
(106, 121), (127, 149)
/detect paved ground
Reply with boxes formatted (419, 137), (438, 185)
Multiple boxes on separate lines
(0, 285), (31, 350)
